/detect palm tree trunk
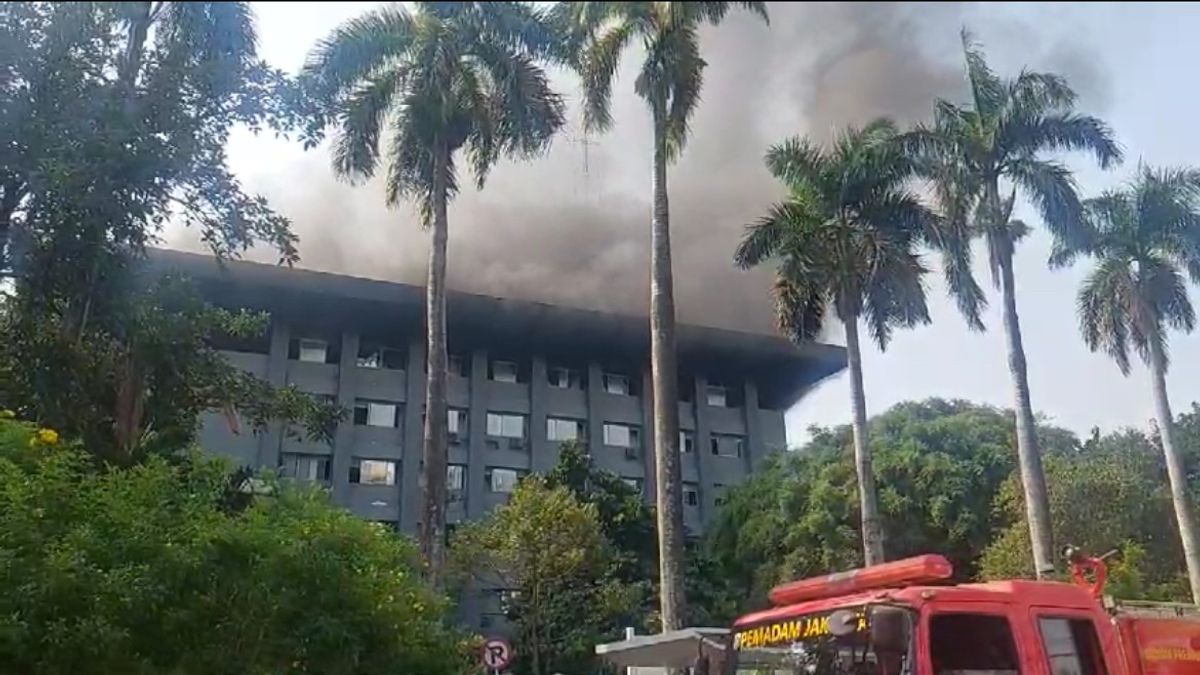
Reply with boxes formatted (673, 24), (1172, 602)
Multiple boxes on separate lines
(997, 243), (1055, 578)
(650, 105), (686, 631)
(419, 140), (450, 587)
(843, 315), (884, 565)
(1148, 339), (1200, 603)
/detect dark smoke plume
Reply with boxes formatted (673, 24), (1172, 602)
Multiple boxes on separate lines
(167, 3), (1108, 336)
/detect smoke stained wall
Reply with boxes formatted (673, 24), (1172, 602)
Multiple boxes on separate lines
(168, 2), (1110, 338)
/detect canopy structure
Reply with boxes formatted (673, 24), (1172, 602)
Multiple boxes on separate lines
(595, 627), (730, 672)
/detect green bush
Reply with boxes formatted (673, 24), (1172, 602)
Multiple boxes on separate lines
(0, 415), (468, 675)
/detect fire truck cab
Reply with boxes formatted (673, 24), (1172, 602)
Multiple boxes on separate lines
(727, 555), (1200, 675)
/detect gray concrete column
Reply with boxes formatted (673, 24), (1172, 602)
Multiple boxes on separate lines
(693, 375), (714, 523)
(467, 348), (489, 519)
(585, 361), (604, 452)
(331, 330), (360, 506)
(257, 318), (290, 468)
(400, 338), (425, 534)
(530, 355), (552, 472)
(641, 367), (656, 504)
(743, 380), (763, 472)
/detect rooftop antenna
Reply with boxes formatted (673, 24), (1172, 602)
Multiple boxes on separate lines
(566, 124), (599, 200)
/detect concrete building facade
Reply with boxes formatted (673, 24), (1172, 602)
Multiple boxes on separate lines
(156, 247), (844, 544)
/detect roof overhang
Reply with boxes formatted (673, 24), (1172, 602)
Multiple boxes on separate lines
(595, 628), (730, 669)
(146, 249), (846, 409)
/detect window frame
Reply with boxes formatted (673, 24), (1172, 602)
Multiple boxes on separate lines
(925, 607), (1026, 675)
(279, 453), (331, 482)
(350, 458), (397, 486)
(491, 359), (519, 383)
(354, 400), (400, 428)
(603, 422), (640, 449)
(485, 467), (523, 493)
(683, 482), (700, 507)
(1034, 614), (1109, 675)
(679, 430), (695, 454)
(296, 338), (329, 364)
(486, 412), (526, 439)
(602, 372), (630, 396)
(546, 417), (582, 442)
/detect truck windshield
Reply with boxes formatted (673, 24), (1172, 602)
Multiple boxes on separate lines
(730, 605), (914, 675)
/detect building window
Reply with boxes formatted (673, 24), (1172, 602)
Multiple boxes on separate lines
(621, 477), (642, 493)
(603, 373), (631, 395)
(353, 400), (401, 428)
(713, 483), (728, 506)
(705, 385), (728, 407)
(546, 417), (583, 442)
(486, 467), (523, 493)
(490, 360), (519, 383)
(279, 453), (331, 482)
(295, 338), (328, 364)
(448, 408), (468, 439)
(448, 354), (469, 378)
(930, 614), (1019, 675)
(683, 482), (699, 507)
(350, 458), (397, 486)
(548, 366), (582, 389)
(447, 463), (466, 504)
(1038, 617), (1106, 675)
(603, 423), (640, 449)
(357, 342), (406, 369)
(710, 433), (744, 458)
(486, 413), (526, 439)
(679, 430), (695, 454)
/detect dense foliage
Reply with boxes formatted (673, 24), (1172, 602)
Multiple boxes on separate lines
(0, 415), (467, 675)
(0, 2), (337, 463)
(700, 399), (1196, 624)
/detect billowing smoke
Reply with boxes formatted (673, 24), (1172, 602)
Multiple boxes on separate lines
(167, 2), (1109, 335)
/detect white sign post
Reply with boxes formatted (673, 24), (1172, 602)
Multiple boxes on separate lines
(482, 637), (513, 674)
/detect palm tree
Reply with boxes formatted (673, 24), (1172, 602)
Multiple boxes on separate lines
(1054, 165), (1200, 602)
(735, 119), (934, 566)
(304, 2), (565, 585)
(553, 1), (768, 630)
(907, 32), (1121, 577)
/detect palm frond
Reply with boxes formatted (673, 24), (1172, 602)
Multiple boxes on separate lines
(330, 66), (408, 181)
(1009, 69), (1076, 112)
(772, 274), (827, 344)
(1078, 257), (1136, 375)
(1143, 255), (1195, 336)
(861, 237), (932, 350)
(472, 42), (565, 159)
(469, 1), (564, 63)
(765, 137), (827, 190)
(1006, 156), (1086, 248)
(1003, 113), (1122, 170)
(578, 21), (636, 133)
(662, 21), (705, 159)
(303, 4), (416, 99)
(960, 29), (1005, 117)
(734, 200), (813, 268)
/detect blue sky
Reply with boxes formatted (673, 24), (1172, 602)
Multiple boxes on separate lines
(166, 2), (1200, 446)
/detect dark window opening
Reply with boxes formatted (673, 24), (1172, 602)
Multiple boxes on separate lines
(1039, 617), (1107, 675)
(357, 341), (406, 369)
(931, 614), (1020, 675)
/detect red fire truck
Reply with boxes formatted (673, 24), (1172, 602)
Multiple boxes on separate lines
(726, 552), (1200, 675)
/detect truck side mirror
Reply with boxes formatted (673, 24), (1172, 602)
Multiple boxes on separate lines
(869, 606), (910, 656)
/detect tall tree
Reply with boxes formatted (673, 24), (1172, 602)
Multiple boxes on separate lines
(0, 3), (330, 461)
(735, 119), (935, 565)
(1051, 165), (1200, 602)
(907, 32), (1121, 577)
(302, 2), (565, 585)
(556, 1), (768, 631)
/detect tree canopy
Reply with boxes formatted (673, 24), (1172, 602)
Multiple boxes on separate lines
(0, 414), (468, 675)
